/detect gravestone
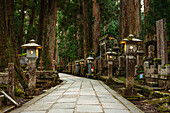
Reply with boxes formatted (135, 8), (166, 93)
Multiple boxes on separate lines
(144, 61), (149, 74)
(148, 45), (155, 59)
(119, 56), (126, 68)
(156, 19), (168, 65)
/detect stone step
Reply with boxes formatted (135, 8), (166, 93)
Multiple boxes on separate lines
(147, 82), (158, 87)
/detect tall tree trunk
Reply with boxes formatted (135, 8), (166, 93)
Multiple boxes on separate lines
(77, 4), (84, 59)
(18, 1), (25, 54)
(82, 0), (90, 59)
(119, 0), (141, 40)
(92, 0), (101, 56)
(42, 0), (57, 70)
(27, 0), (36, 41)
(38, 0), (45, 45)
(0, 0), (27, 88)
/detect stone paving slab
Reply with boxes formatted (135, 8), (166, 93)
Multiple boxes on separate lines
(77, 100), (100, 105)
(76, 105), (103, 112)
(57, 98), (77, 103)
(104, 109), (131, 113)
(21, 111), (46, 113)
(10, 73), (143, 113)
(102, 103), (127, 109)
(48, 109), (74, 113)
(51, 103), (75, 109)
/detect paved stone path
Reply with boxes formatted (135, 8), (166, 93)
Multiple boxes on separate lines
(11, 73), (143, 113)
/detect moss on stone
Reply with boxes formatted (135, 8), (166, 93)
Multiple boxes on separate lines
(157, 103), (170, 112)
(14, 86), (25, 97)
(153, 58), (162, 61)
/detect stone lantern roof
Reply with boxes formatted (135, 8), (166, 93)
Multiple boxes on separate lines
(21, 39), (41, 48)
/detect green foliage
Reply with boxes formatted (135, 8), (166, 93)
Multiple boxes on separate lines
(144, 0), (170, 40)
(99, 0), (119, 38)
(14, 86), (25, 97)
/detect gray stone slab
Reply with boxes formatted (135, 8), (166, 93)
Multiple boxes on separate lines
(96, 91), (111, 95)
(21, 111), (46, 113)
(39, 97), (58, 102)
(102, 103), (127, 109)
(64, 92), (79, 95)
(99, 98), (119, 103)
(97, 95), (114, 99)
(77, 100), (100, 105)
(57, 98), (77, 103)
(67, 88), (80, 92)
(76, 105), (103, 112)
(48, 109), (74, 113)
(24, 103), (52, 111)
(79, 96), (98, 100)
(62, 94), (78, 98)
(104, 109), (130, 113)
(51, 103), (75, 109)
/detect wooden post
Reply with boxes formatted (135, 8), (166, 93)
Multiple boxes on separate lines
(8, 63), (15, 104)
(8, 63), (14, 98)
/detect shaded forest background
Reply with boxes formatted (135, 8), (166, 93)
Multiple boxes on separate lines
(0, 0), (169, 89)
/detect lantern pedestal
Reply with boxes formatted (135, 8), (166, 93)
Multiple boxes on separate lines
(108, 61), (113, 80)
(87, 62), (92, 78)
(125, 55), (136, 95)
(27, 59), (37, 89)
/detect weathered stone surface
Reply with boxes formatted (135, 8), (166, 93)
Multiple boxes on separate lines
(119, 56), (125, 68)
(166, 65), (170, 75)
(48, 109), (74, 113)
(148, 45), (155, 58)
(161, 69), (166, 76)
(0, 73), (8, 85)
(76, 105), (103, 112)
(156, 19), (168, 65)
(104, 109), (130, 113)
(102, 103), (127, 109)
(144, 61), (149, 75)
(11, 73), (142, 113)
(27, 60), (37, 89)
(158, 65), (162, 74)
(51, 103), (75, 109)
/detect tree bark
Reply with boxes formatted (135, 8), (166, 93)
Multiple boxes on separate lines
(82, 0), (90, 59)
(0, 0), (27, 87)
(119, 0), (141, 40)
(92, 0), (101, 56)
(42, 0), (57, 70)
(38, 0), (45, 45)
(18, 1), (25, 54)
(27, 0), (36, 41)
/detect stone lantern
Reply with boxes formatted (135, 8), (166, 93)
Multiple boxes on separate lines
(120, 34), (142, 95)
(106, 48), (117, 80)
(87, 56), (94, 78)
(75, 60), (80, 76)
(22, 39), (41, 89)
(80, 59), (85, 76)
(135, 47), (145, 75)
(22, 39), (41, 60)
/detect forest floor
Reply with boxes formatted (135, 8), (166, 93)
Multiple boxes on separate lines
(107, 83), (168, 113)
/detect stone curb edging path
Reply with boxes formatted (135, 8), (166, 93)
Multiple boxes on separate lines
(10, 73), (143, 113)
